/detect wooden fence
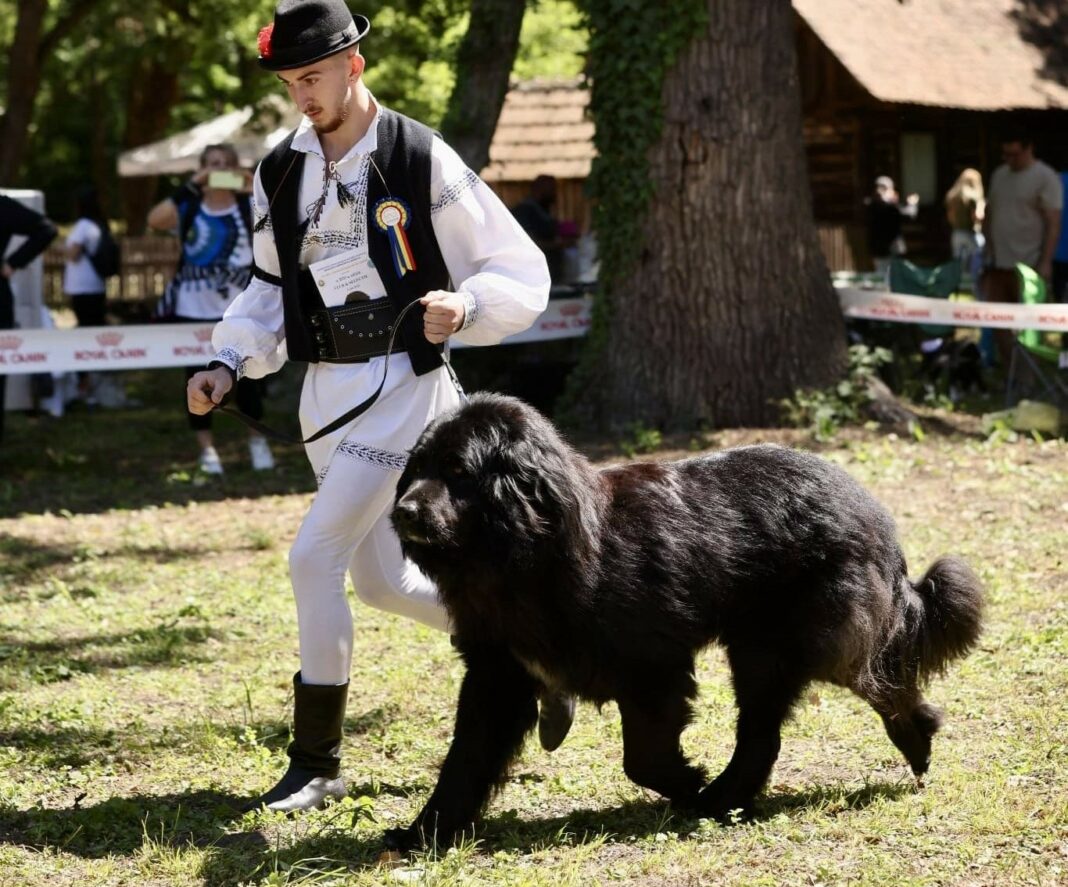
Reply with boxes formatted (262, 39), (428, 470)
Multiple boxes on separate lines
(42, 236), (180, 310)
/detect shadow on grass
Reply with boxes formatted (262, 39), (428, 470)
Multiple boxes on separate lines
(0, 620), (222, 685)
(0, 778), (914, 885)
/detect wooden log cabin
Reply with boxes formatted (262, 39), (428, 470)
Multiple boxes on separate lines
(483, 0), (1068, 272)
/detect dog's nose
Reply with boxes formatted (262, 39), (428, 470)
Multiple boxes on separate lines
(392, 496), (420, 527)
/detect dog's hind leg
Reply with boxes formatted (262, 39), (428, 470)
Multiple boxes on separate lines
(618, 670), (707, 807)
(383, 643), (539, 852)
(697, 647), (807, 821)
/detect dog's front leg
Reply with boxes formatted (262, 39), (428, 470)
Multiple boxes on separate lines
(383, 644), (539, 853)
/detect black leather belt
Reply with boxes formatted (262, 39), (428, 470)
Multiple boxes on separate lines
(310, 297), (403, 362)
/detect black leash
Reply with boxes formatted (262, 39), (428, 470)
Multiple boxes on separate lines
(216, 298), (461, 446)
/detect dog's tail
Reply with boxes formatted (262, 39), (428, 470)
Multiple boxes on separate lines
(901, 556), (983, 680)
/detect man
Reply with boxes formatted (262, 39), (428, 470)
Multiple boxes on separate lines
(512, 174), (563, 282)
(0, 194), (57, 444)
(982, 129), (1063, 367)
(187, 0), (570, 814)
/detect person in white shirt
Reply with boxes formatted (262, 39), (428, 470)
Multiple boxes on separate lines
(64, 187), (108, 400)
(148, 144), (275, 474)
(187, 0), (564, 815)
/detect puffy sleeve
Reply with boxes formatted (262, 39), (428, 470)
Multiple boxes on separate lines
(210, 166), (287, 379)
(429, 139), (550, 347)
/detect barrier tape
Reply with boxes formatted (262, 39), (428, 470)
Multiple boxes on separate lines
(4, 288), (1063, 377)
(837, 286), (1068, 332)
(0, 295), (594, 376)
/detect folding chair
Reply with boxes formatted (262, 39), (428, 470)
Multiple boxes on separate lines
(1004, 263), (1068, 410)
(888, 258), (962, 338)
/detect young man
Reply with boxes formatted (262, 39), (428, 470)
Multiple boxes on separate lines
(187, 0), (569, 814)
(982, 129), (1063, 366)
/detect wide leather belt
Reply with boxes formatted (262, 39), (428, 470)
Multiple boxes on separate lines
(309, 297), (403, 362)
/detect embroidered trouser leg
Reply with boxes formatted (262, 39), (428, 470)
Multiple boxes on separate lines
(288, 448), (448, 686)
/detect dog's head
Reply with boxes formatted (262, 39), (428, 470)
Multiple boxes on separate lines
(392, 393), (601, 577)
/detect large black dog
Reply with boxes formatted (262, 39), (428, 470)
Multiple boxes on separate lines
(385, 394), (982, 851)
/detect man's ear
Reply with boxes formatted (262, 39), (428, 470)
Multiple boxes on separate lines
(349, 50), (365, 81)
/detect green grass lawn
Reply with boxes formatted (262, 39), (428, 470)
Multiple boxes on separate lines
(0, 370), (1065, 886)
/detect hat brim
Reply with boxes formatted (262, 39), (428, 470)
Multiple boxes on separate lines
(258, 14), (370, 71)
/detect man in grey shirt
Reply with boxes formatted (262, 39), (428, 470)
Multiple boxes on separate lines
(982, 129), (1063, 366)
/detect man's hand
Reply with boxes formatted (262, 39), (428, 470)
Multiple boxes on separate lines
(1, 263), (14, 279)
(420, 291), (466, 344)
(187, 367), (233, 415)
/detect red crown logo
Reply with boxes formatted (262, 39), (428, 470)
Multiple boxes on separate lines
(559, 303), (583, 317)
(194, 327), (214, 343)
(96, 332), (124, 347)
(0, 335), (22, 350)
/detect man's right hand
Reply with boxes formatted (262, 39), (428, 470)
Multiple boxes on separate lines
(187, 367), (233, 415)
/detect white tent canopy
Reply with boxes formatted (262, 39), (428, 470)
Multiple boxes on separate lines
(117, 96), (302, 177)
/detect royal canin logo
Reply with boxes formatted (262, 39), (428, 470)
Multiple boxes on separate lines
(0, 335), (22, 351)
(194, 328), (213, 343)
(559, 303), (583, 317)
(96, 332), (124, 347)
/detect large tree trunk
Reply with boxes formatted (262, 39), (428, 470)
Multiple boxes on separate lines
(581, 0), (845, 429)
(119, 59), (182, 234)
(0, 0), (48, 184)
(440, 0), (527, 171)
(0, 0), (105, 185)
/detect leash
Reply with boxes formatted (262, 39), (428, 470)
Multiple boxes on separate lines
(216, 298), (464, 446)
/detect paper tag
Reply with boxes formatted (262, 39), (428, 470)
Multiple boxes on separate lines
(309, 249), (379, 304)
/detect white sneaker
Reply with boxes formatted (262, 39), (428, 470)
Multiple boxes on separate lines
(198, 446), (224, 475)
(248, 436), (275, 471)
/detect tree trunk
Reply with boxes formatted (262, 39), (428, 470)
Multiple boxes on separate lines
(0, 0), (48, 185)
(583, 0), (845, 429)
(119, 59), (182, 234)
(440, 0), (527, 171)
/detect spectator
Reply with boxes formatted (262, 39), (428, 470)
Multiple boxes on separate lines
(147, 143), (274, 474)
(982, 128), (1063, 368)
(944, 168), (985, 282)
(1054, 170), (1068, 367)
(512, 174), (564, 282)
(866, 175), (919, 276)
(64, 187), (109, 403)
(0, 194), (56, 444)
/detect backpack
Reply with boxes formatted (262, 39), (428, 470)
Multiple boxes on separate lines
(88, 223), (121, 279)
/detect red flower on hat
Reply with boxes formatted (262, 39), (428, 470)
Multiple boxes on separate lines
(257, 23), (274, 58)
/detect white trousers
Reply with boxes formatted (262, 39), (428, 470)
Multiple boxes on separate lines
(288, 451), (450, 686)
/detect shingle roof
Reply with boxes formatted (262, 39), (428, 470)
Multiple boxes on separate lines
(793, 0), (1068, 110)
(480, 79), (595, 183)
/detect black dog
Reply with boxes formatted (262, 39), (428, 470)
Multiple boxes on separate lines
(385, 394), (982, 851)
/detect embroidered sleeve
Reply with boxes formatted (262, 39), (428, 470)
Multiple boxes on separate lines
(431, 169), (480, 216)
(213, 347), (249, 380)
(428, 139), (550, 347)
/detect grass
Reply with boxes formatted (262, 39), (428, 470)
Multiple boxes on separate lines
(0, 368), (1066, 885)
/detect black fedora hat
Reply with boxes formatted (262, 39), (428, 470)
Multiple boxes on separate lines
(258, 0), (370, 72)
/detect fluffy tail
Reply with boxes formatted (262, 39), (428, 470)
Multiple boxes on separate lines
(904, 556), (984, 679)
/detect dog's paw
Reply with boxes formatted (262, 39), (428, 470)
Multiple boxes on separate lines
(695, 785), (754, 824)
(381, 825), (423, 855)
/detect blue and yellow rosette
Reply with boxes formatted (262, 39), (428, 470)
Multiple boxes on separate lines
(373, 197), (417, 278)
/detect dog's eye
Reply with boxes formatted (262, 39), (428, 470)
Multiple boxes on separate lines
(446, 460), (466, 478)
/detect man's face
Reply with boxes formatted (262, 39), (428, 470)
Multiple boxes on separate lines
(277, 51), (361, 135)
(1001, 141), (1033, 172)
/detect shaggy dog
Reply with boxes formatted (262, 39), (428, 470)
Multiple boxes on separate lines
(384, 394), (983, 851)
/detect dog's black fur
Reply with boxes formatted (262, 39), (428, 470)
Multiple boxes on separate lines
(385, 394), (983, 851)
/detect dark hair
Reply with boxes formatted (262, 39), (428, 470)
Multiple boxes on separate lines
(75, 186), (105, 224)
(199, 143), (239, 169)
(1000, 127), (1033, 149)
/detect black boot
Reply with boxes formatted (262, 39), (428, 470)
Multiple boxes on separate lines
(244, 672), (349, 813)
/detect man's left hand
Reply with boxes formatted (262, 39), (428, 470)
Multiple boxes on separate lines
(0, 263), (14, 279)
(421, 291), (466, 344)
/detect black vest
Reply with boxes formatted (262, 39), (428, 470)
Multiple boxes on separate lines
(257, 108), (448, 375)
